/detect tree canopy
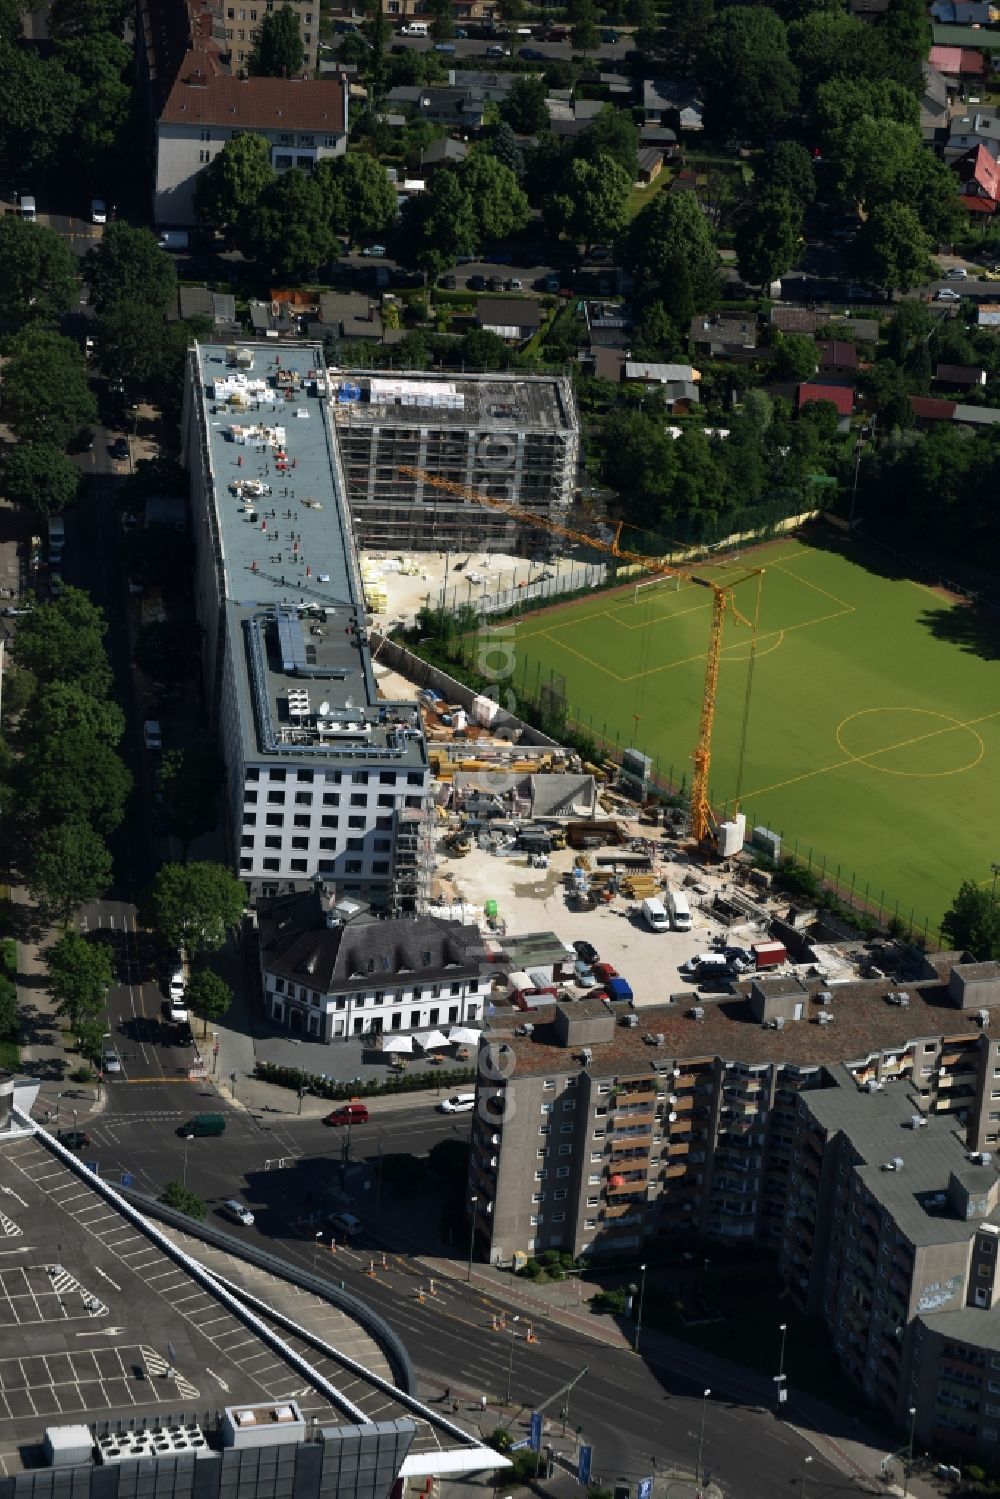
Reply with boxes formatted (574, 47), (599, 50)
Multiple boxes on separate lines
(194, 131), (275, 235)
(146, 862), (247, 958)
(1, 332), (97, 451)
(0, 216), (78, 329)
(47, 931), (112, 1042)
(699, 7), (799, 140)
(28, 821), (113, 923)
(942, 880), (1000, 961)
(250, 3), (305, 76)
(241, 168), (334, 279)
(318, 152), (398, 244)
(624, 188), (720, 323)
(11, 587), (111, 696)
(2, 443), (81, 517)
(460, 153), (530, 243)
(546, 153), (631, 252)
(83, 222), (178, 317)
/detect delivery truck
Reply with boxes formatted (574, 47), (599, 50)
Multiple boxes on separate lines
(667, 890), (692, 931)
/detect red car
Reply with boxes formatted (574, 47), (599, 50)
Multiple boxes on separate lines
(593, 961), (618, 984)
(324, 1103), (369, 1126)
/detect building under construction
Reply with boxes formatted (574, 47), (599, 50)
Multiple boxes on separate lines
(330, 372), (580, 554)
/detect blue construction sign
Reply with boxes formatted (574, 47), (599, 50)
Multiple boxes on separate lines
(120, 1171), (133, 1188)
(530, 1412), (543, 1452)
(578, 1446), (593, 1486)
(638, 1477), (653, 1499)
(509, 1438), (532, 1452)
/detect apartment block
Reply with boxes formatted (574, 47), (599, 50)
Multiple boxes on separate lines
(181, 341), (430, 909)
(330, 373), (580, 554)
(781, 1076), (1000, 1461)
(471, 956), (1000, 1459)
(220, 0), (321, 74)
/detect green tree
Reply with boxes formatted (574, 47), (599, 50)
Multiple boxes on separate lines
(318, 152), (397, 244)
(47, 931), (112, 1039)
(96, 299), (171, 393)
(146, 862), (246, 958)
(0, 972), (17, 1042)
(699, 7), (798, 140)
(47, 0), (130, 38)
(0, 216), (78, 329)
(627, 0), (660, 51)
(1, 331), (96, 449)
(735, 188), (803, 290)
(788, 10), (884, 94)
(401, 167), (478, 276)
(942, 880), (1000, 960)
(813, 77), (918, 152)
(2, 443), (80, 516)
(0, 1), (26, 44)
(548, 153), (631, 252)
(570, 0), (601, 53)
(0, 43), (78, 176)
(185, 968), (233, 1037)
(249, 2), (305, 76)
(771, 332), (818, 381)
(193, 131), (275, 237)
(501, 75), (550, 134)
(601, 409), (680, 528)
(665, 0), (712, 68)
(625, 188), (719, 316)
(883, 0), (930, 90)
(19, 732), (132, 835)
(56, 32), (132, 171)
(158, 747), (225, 855)
(82, 222), (177, 317)
(28, 822), (113, 923)
(10, 587), (111, 694)
(135, 618), (202, 686)
(630, 300), (682, 360)
(757, 140), (816, 206)
(575, 104), (639, 178)
(242, 167), (333, 279)
(460, 153), (530, 242)
(853, 201), (930, 296)
(487, 120), (525, 178)
(426, 0), (454, 39)
(28, 681), (124, 749)
(160, 1181), (207, 1219)
(365, 0), (390, 95)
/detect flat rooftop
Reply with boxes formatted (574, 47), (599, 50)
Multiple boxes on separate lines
(486, 965), (983, 1075)
(330, 372), (577, 434)
(190, 342), (425, 768)
(807, 1079), (1000, 1249)
(0, 1121), (490, 1475)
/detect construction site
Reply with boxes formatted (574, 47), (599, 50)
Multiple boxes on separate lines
(331, 372), (580, 554)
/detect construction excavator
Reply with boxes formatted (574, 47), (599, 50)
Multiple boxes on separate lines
(399, 466), (764, 846)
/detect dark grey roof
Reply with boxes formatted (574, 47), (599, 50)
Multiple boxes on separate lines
(420, 137), (468, 166)
(258, 891), (482, 993)
(476, 297), (542, 329)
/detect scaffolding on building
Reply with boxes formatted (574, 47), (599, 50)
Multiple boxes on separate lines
(391, 804), (435, 916)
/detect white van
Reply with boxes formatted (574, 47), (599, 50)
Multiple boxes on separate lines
(668, 890), (692, 932)
(18, 194), (36, 220)
(400, 20), (429, 34)
(640, 897), (670, 932)
(680, 953), (726, 975)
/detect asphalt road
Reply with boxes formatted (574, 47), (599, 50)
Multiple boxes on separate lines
(381, 33), (629, 64)
(71, 1103), (855, 1498)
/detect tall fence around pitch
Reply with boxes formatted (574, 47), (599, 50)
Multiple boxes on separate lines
(434, 560), (609, 617)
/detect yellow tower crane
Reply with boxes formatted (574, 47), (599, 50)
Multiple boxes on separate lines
(399, 467), (764, 845)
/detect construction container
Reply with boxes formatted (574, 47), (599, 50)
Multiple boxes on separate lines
(753, 941), (787, 969)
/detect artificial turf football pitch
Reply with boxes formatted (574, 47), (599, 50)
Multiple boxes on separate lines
(506, 532), (999, 931)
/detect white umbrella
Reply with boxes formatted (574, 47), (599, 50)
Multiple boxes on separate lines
(447, 1025), (481, 1046)
(418, 1028), (450, 1051)
(381, 1034), (413, 1054)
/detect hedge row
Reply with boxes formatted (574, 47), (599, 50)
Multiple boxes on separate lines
(255, 1060), (477, 1100)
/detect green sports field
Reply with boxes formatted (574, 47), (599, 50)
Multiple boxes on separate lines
(509, 534), (1000, 931)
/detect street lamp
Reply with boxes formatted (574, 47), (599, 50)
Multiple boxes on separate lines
(800, 1455), (812, 1499)
(505, 1315), (520, 1403)
(313, 1230), (323, 1278)
(182, 1133), (193, 1188)
(634, 1262), (647, 1352)
(776, 1321), (788, 1406)
(697, 1389), (711, 1485)
(466, 1195), (478, 1283)
(903, 1406), (917, 1498)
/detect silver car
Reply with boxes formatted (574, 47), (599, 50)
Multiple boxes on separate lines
(102, 1047), (122, 1075)
(222, 1199), (255, 1227)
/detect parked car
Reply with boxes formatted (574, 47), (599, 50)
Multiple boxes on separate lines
(90, 197), (107, 225)
(434, 41), (456, 51)
(935, 288), (962, 301)
(439, 273), (457, 288)
(329, 1211), (363, 1238)
(438, 1092), (475, 1114)
(362, 244), (387, 257)
(519, 45), (544, 58)
(601, 30), (619, 41)
(467, 274), (487, 290)
(593, 961), (618, 983)
(325, 1103), (369, 1126)
(945, 267), (969, 280)
(57, 1129), (91, 1149)
(143, 720), (162, 751)
(485, 43), (509, 55)
(112, 436), (130, 461)
(222, 1198), (255, 1227)
(574, 961), (598, 987)
(102, 1047), (122, 1075)
(573, 939), (599, 964)
(544, 273), (561, 293)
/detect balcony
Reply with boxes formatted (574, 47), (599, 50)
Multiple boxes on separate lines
(663, 1162), (688, 1180)
(607, 1178), (648, 1197)
(611, 1133), (652, 1153)
(616, 1087), (657, 1107)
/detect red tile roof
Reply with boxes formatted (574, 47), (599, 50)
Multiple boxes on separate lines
(909, 396), (957, 420)
(161, 58), (347, 133)
(815, 339), (858, 370)
(796, 382), (854, 416)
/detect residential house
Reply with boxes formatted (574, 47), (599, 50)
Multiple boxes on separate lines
(849, 0), (890, 17)
(954, 143), (1000, 214)
(689, 313), (758, 357)
(624, 360), (701, 411)
(642, 77), (703, 132)
(153, 65), (347, 224)
(476, 297), (542, 341)
(797, 383), (854, 423)
(217, 0), (320, 74)
(932, 21), (1000, 52)
(921, 64), (950, 146)
(934, 363), (987, 388)
(931, 0), (992, 20)
(927, 43), (986, 79)
(385, 84), (487, 130)
(909, 395), (1000, 426)
(377, 0), (500, 20)
(639, 124), (681, 159)
(816, 340), (858, 378)
(635, 147), (664, 185)
(257, 888), (489, 1041)
(771, 307), (880, 344)
(419, 137), (468, 169)
(318, 291), (399, 345)
(978, 303), (1000, 326)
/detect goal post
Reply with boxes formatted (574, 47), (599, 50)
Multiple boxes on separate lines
(633, 573), (680, 607)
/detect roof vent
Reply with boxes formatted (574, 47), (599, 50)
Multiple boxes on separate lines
(689, 1006), (704, 1022)
(817, 1011), (833, 1025)
(817, 990), (832, 1005)
(980, 1008), (991, 1027)
(910, 1114), (927, 1129)
(580, 1047), (593, 1066)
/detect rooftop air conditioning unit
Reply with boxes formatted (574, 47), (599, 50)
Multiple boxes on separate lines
(580, 1047), (593, 1065)
(817, 1011), (833, 1025)
(910, 1114), (926, 1129)
(818, 991), (833, 1005)
(980, 1009), (991, 1027)
(892, 1157), (904, 1170)
(690, 1007), (705, 1021)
